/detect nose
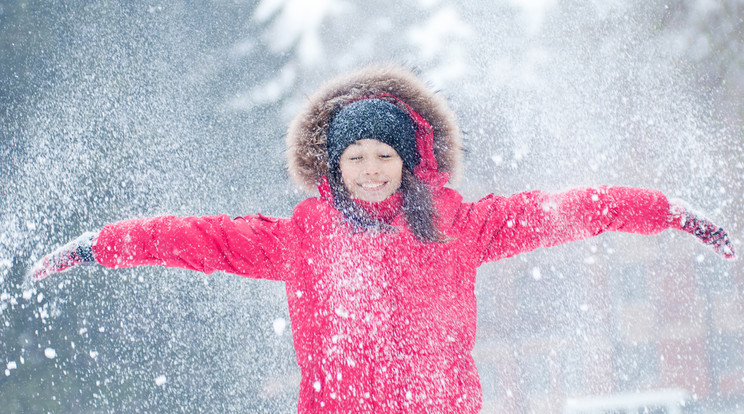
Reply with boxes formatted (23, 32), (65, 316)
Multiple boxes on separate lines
(361, 159), (382, 176)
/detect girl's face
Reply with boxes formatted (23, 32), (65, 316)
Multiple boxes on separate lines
(338, 139), (403, 203)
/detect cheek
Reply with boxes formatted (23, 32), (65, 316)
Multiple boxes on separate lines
(339, 164), (359, 189)
(338, 162), (354, 179)
(342, 163), (355, 174)
(342, 173), (355, 190)
(387, 162), (403, 184)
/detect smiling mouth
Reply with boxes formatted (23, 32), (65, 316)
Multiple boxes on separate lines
(359, 182), (386, 189)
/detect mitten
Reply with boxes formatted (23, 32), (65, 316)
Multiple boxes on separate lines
(668, 200), (736, 260)
(29, 231), (99, 282)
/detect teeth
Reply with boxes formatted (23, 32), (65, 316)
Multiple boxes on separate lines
(360, 182), (384, 189)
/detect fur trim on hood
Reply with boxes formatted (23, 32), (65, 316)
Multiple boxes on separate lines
(286, 65), (464, 192)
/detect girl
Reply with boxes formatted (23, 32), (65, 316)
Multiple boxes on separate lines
(31, 65), (735, 413)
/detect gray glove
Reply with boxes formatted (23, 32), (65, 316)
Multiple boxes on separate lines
(668, 200), (735, 260)
(29, 231), (99, 281)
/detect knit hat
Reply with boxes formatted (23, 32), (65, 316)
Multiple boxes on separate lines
(327, 99), (419, 173)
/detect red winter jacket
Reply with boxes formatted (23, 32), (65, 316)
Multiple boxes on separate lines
(93, 185), (671, 413)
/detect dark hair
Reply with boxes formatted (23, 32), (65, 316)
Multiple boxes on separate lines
(328, 169), (445, 243)
(400, 169), (446, 243)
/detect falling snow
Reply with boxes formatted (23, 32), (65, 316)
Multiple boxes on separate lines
(1, 0), (742, 413)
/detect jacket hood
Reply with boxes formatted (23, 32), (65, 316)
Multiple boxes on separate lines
(286, 65), (464, 192)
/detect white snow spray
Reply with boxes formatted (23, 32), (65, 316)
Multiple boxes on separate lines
(1, 1), (741, 413)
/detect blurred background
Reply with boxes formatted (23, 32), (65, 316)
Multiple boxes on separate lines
(1, 0), (742, 412)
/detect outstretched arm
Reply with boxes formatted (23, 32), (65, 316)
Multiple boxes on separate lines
(470, 186), (735, 264)
(29, 214), (297, 282)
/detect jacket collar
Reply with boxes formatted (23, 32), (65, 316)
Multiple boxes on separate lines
(354, 192), (403, 224)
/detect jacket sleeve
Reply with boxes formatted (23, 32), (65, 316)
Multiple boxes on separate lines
(92, 214), (296, 281)
(465, 186), (671, 265)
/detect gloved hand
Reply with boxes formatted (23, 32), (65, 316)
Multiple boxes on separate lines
(29, 231), (99, 282)
(668, 200), (736, 260)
